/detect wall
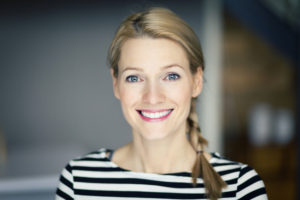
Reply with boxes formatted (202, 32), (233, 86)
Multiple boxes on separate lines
(0, 0), (212, 198)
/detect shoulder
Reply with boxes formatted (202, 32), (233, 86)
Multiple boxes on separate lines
(210, 152), (246, 176)
(210, 152), (265, 184)
(210, 152), (258, 173)
(75, 148), (111, 159)
(56, 148), (114, 199)
(57, 148), (113, 180)
(210, 153), (268, 199)
(59, 148), (116, 180)
(67, 148), (113, 168)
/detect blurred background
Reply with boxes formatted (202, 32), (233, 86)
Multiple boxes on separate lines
(0, 0), (299, 199)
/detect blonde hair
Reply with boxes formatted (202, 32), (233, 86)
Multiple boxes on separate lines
(108, 7), (227, 199)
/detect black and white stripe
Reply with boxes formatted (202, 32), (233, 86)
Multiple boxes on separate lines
(56, 148), (267, 200)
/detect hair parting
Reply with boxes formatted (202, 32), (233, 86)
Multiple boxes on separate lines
(132, 12), (145, 33)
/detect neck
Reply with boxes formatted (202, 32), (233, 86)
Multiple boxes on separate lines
(127, 131), (196, 174)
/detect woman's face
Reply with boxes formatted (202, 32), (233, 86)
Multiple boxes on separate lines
(112, 38), (202, 140)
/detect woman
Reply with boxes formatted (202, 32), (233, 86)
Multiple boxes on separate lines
(56, 7), (268, 200)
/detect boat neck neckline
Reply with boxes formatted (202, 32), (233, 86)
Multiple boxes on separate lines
(103, 149), (219, 176)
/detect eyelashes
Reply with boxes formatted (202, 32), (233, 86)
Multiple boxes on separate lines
(165, 73), (180, 81)
(125, 73), (180, 83)
(125, 75), (140, 82)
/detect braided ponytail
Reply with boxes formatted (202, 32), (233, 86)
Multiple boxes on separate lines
(108, 7), (227, 198)
(187, 98), (227, 199)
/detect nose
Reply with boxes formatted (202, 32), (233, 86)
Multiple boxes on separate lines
(142, 81), (165, 105)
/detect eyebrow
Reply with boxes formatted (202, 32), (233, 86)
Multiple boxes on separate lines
(120, 64), (184, 74)
(120, 67), (143, 74)
(163, 64), (184, 70)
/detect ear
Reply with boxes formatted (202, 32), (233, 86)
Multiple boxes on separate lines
(192, 67), (203, 98)
(110, 68), (120, 99)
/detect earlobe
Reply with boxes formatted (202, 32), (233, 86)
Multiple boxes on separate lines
(110, 68), (120, 99)
(192, 67), (203, 98)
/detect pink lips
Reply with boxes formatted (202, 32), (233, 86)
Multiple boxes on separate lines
(137, 109), (173, 122)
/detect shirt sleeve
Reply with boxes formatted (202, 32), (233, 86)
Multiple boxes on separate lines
(55, 163), (75, 200)
(236, 165), (268, 200)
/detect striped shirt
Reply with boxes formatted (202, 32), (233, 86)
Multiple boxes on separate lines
(56, 148), (268, 200)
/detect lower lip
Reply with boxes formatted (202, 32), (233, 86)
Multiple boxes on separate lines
(137, 110), (173, 122)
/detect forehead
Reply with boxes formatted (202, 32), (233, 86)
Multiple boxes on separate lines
(118, 37), (189, 70)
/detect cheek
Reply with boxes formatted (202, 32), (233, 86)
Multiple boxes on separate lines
(118, 86), (141, 108)
(166, 83), (193, 117)
(169, 91), (190, 104)
(165, 82), (194, 103)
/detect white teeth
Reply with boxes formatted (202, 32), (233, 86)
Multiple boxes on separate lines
(141, 110), (172, 118)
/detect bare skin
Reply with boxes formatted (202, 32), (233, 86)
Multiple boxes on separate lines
(111, 38), (211, 174)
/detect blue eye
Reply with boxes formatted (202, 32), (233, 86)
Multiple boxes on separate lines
(126, 75), (140, 82)
(166, 73), (180, 81)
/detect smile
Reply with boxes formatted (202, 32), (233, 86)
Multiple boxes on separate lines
(137, 109), (173, 122)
